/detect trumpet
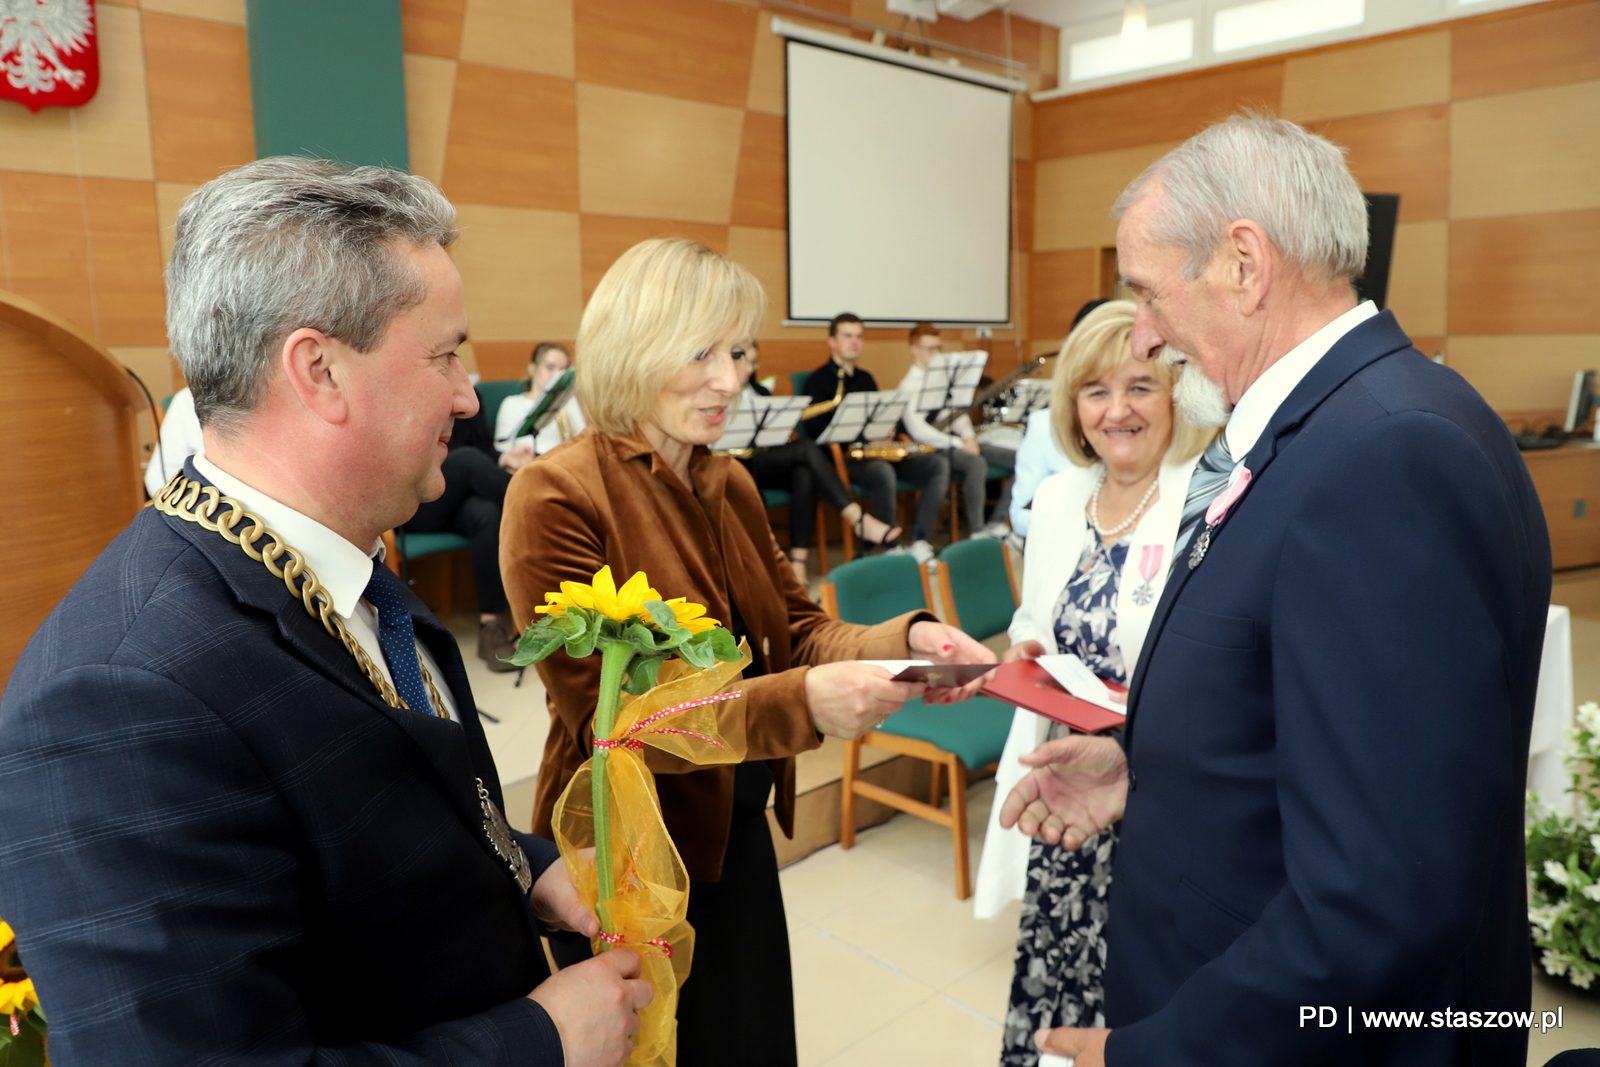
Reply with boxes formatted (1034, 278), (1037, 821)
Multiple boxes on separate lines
(848, 441), (936, 462)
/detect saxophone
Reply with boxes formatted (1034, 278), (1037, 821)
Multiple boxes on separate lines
(800, 370), (846, 421)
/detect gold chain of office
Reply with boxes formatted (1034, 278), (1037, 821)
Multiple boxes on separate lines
(152, 474), (452, 721)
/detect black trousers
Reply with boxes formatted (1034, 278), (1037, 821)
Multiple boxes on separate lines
(402, 448), (510, 615)
(745, 439), (855, 549)
(549, 762), (797, 1067)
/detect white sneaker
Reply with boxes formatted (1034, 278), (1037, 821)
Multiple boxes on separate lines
(908, 540), (935, 564)
(884, 545), (909, 556)
(974, 521), (1010, 540)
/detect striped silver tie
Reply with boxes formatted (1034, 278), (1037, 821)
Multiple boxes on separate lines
(1174, 431), (1234, 562)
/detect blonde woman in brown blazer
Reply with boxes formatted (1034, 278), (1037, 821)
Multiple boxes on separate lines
(501, 238), (994, 1066)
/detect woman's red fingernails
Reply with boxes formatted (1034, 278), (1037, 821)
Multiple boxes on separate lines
(943, 644), (953, 652)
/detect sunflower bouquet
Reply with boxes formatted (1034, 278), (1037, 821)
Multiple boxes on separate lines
(0, 920), (46, 1066)
(510, 567), (748, 1067)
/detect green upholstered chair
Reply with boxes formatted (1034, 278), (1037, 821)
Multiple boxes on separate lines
(934, 537), (1020, 641)
(474, 379), (525, 439)
(820, 554), (1013, 899)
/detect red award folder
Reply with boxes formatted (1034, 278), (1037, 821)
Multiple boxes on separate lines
(980, 660), (1128, 735)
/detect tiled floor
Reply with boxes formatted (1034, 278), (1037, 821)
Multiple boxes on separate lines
(454, 564), (1600, 1066)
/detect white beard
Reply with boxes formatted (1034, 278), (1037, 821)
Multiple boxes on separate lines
(1161, 346), (1232, 428)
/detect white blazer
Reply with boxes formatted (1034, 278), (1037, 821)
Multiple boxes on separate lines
(972, 448), (1202, 919)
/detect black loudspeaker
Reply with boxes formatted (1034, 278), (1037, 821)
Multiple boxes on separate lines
(1356, 193), (1401, 308)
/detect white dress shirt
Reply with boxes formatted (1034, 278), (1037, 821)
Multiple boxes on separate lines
(896, 364), (975, 450)
(493, 389), (586, 456)
(1224, 301), (1377, 463)
(144, 387), (206, 498)
(193, 455), (459, 719)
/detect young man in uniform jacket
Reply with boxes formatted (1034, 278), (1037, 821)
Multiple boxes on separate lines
(0, 159), (650, 1067)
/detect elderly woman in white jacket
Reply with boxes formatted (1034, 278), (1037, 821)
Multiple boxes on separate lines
(974, 302), (1213, 1066)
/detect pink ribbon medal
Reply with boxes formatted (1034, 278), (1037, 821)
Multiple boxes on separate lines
(1189, 466), (1253, 571)
(1131, 544), (1164, 605)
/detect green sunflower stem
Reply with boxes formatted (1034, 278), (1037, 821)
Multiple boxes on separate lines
(591, 637), (634, 939)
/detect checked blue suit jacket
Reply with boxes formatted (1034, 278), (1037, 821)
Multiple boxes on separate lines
(1104, 313), (1550, 1066)
(0, 466), (565, 1065)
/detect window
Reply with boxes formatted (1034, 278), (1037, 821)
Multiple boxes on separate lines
(1069, 17), (1195, 82)
(1212, 0), (1363, 54)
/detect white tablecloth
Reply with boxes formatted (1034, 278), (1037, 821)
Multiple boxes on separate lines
(1529, 604), (1575, 811)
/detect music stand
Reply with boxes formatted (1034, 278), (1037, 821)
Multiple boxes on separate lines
(816, 391), (906, 446)
(907, 350), (988, 415)
(515, 367), (577, 437)
(1006, 379), (1052, 422)
(711, 394), (809, 451)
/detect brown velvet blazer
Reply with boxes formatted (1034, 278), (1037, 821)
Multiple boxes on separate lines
(500, 427), (925, 881)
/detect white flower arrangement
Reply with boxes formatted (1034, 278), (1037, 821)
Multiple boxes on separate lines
(1528, 701), (1600, 991)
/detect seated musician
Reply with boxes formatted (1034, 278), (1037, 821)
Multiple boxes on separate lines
(494, 341), (587, 465)
(736, 340), (900, 584)
(895, 322), (1015, 540)
(801, 313), (948, 563)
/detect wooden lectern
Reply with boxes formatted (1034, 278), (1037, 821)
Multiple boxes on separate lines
(0, 289), (145, 683)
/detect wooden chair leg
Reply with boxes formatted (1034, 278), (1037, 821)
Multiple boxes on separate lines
(816, 502), (830, 576)
(949, 480), (961, 542)
(950, 757), (971, 900)
(929, 761), (944, 808)
(840, 738), (861, 849)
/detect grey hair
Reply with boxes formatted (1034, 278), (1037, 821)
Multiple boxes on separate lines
(166, 157), (458, 430)
(1112, 113), (1367, 284)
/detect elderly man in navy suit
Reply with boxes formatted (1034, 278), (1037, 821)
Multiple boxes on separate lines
(0, 159), (651, 1065)
(1001, 115), (1548, 1066)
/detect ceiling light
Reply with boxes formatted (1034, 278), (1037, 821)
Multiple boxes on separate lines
(1122, 1), (1148, 44)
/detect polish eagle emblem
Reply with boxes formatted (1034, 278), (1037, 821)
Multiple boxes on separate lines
(0, 0), (98, 112)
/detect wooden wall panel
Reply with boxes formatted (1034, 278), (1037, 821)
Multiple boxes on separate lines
(1449, 209), (1600, 336)
(442, 64), (578, 212)
(0, 5), (153, 181)
(400, 0), (466, 58)
(1385, 220), (1447, 338)
(726, 225), (791, 339)
(1448, 335), (1600, 413)
(403, 54), (457, 188)
(1034, 63), (1284, 160)
(451, 205), (583, 341)
(1309, 105), (1449, 222)
(580, 215), (730, 301)
(156, 181), (198, 265)
(1281, 31), (1449, 122)
(1029, 249), (1096, 344)
(458, 0), (573, 79)
(0, 172), (102, 341)
(1034, 142), (1175, 251)
(752, 340), (828, 393)
(142, 0), (245, 24)
(731, 110), (786, 231)
(575, 0), (757, 108)
(473, 340), (573, 383)
(143, 11), (253, 184)
(82, 178), (166, 346)
(1014, 160), (1035, 255)
(1450, 80), (1600, 220)
(1452, 0), (1600, 100)
(577, 84), (743, 223)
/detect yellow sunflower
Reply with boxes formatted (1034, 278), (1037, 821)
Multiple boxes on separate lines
(0, 920), (12, 955)
(536, 566), (719, 633)
(0, 977), (36, 1016)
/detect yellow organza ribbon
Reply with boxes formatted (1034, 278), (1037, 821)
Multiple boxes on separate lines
(551, 644), (751, 1067)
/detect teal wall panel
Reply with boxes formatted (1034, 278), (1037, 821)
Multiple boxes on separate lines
(245, 0), (409, 171)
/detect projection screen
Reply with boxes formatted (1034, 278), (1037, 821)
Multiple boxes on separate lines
(784, 37), (1014, 325)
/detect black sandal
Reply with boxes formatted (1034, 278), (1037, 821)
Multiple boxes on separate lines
(852, 514), (902, 548)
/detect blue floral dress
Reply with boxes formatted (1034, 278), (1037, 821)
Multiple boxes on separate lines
(1001, 523), (1128, 1066)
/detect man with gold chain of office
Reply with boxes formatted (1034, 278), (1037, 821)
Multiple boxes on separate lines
(800, 312), (950, 562)
(0, 159), (650, 1066)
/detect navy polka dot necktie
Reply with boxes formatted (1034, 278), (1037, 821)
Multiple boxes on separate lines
(362, 563), (437, 716)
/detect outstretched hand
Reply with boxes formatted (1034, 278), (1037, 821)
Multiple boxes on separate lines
(998, 735), (1129, 848)
(529, 855), (600, 938)
(909, 621), (998, 704)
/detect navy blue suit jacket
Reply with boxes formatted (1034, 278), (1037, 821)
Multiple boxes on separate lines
(1105, 313), (1549, 1065)
(0, 469), (565, 1065)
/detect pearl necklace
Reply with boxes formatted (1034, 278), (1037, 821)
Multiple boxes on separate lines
(1088, 468), (1159, 537)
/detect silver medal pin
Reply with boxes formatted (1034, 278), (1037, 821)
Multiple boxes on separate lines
(1188, 526), (1213, 570)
